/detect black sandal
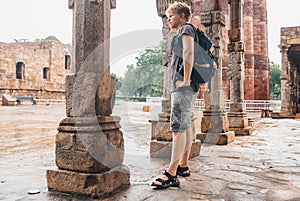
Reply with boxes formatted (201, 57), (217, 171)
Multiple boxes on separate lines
(151, 170), (180, 189)
(176, 165), (190, 177)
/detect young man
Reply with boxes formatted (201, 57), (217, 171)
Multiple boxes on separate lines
(151, 2), (197, 189)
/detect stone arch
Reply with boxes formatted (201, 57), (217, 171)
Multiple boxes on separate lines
(43, 67), (50, 80)
(16, 60), (25, 80)
(64, 54), (71, 70)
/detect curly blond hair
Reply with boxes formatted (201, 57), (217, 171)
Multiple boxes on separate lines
(166, 1), (192, 22)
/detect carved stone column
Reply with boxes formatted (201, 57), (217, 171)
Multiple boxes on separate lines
(46, 0), (130, 198)
(253, 0), (269, 100)
(243, 0), (255, 100)
(279, 44), (293, 117)
(227, 0), (252, 136)
(150, 0), (201, 158)
(296, 70), (300, 115)
(196, 0), (235, 145)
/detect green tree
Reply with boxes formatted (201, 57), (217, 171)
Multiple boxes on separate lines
(121, 64), (138, 96)
(270, 61), (281, 99)
(120, 45), (164, 97)
(111, 73), (123, 91)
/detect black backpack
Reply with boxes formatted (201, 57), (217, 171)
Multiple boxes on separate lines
(177, 23), (217, 92)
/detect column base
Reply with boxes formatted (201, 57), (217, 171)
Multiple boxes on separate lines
(271, 112), (295, 119)
(150, 140), (201, 159)
(227, 112), (252, 136)
(46, 165), (130, 198)
(196, 131), (235, 145)
(230, 126), (252, 136)
(55, 116), (125, 172)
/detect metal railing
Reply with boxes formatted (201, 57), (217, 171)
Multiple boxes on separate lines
(35, 99), (65, 105)
(146, 97), (162, 103)
(194, 99), (281, 111)
(244, 100), (270, 110)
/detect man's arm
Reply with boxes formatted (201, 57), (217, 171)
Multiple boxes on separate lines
(176, 34), (194, 88)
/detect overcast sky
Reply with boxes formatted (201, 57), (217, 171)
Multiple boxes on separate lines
(0, 0), (299, 76)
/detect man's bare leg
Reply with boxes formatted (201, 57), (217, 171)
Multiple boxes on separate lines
(151, 131), (186, 185)
(167, 131), (186, 176)
(179, 127), (193, 168)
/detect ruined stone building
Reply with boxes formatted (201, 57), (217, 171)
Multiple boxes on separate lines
(277, 26), (300, 117)
(194, 0), (270, 101)
(0, 36), (71, 100)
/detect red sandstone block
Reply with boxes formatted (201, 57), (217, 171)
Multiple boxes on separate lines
(228, 28), (242, 42)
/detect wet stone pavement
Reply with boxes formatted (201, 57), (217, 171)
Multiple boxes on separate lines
(0, 101), (300, 201)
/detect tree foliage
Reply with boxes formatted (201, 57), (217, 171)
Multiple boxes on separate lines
(111, 73), (123, 91)
(270, 61), (281, 99)
(120, 45), (164, 97)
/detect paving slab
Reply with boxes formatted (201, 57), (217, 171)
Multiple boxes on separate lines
(0, 101), (300, 200)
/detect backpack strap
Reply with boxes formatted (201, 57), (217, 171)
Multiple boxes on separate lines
(184, 23), (199, 44)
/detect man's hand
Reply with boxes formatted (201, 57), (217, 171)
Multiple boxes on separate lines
(175, 80), (191, 88)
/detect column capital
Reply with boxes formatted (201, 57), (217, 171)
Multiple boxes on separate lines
(278, 44), (290, 52)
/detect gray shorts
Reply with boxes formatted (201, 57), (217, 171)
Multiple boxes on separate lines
(171, 90), (197, 132)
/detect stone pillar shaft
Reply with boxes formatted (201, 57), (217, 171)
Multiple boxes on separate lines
(229, 0), (243, 29)
(228, 0), (245, 112)
(203, 10), (226, 111)
(253, 0), (269, 100)
(66, 0), (116, 117)
(279, 44), (292, 116)
(70, 0), (111, 75)
(243, 0), (254, 100)
(227, 0), (252, 136)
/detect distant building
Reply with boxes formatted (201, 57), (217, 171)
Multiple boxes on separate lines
(278, 26), (300, 117)
(0, 36), (71, 100)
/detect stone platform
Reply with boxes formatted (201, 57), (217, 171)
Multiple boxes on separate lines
(46, 165), (130, 198)
(196, 131), (235, 145)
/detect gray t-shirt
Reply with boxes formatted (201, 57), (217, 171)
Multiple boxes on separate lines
(170, 24), (196, 93)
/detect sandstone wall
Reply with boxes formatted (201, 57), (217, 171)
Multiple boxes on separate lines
(0, 37), (71, 100)
(280, 26), (300, 44)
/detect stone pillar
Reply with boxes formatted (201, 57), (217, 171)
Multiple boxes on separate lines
(296, 68), (300, 114)
(279, 44), (293, 117)
(296, 71), (300, 114)
(243, 0), (255, 100)
(253, 0), (270, 100)
(227, 0), (252, 136)
(150, 0), (201, 158)
(220, 0), (231, 100)
(196, 0), (235, 145)
(46, 0), (130, 198)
